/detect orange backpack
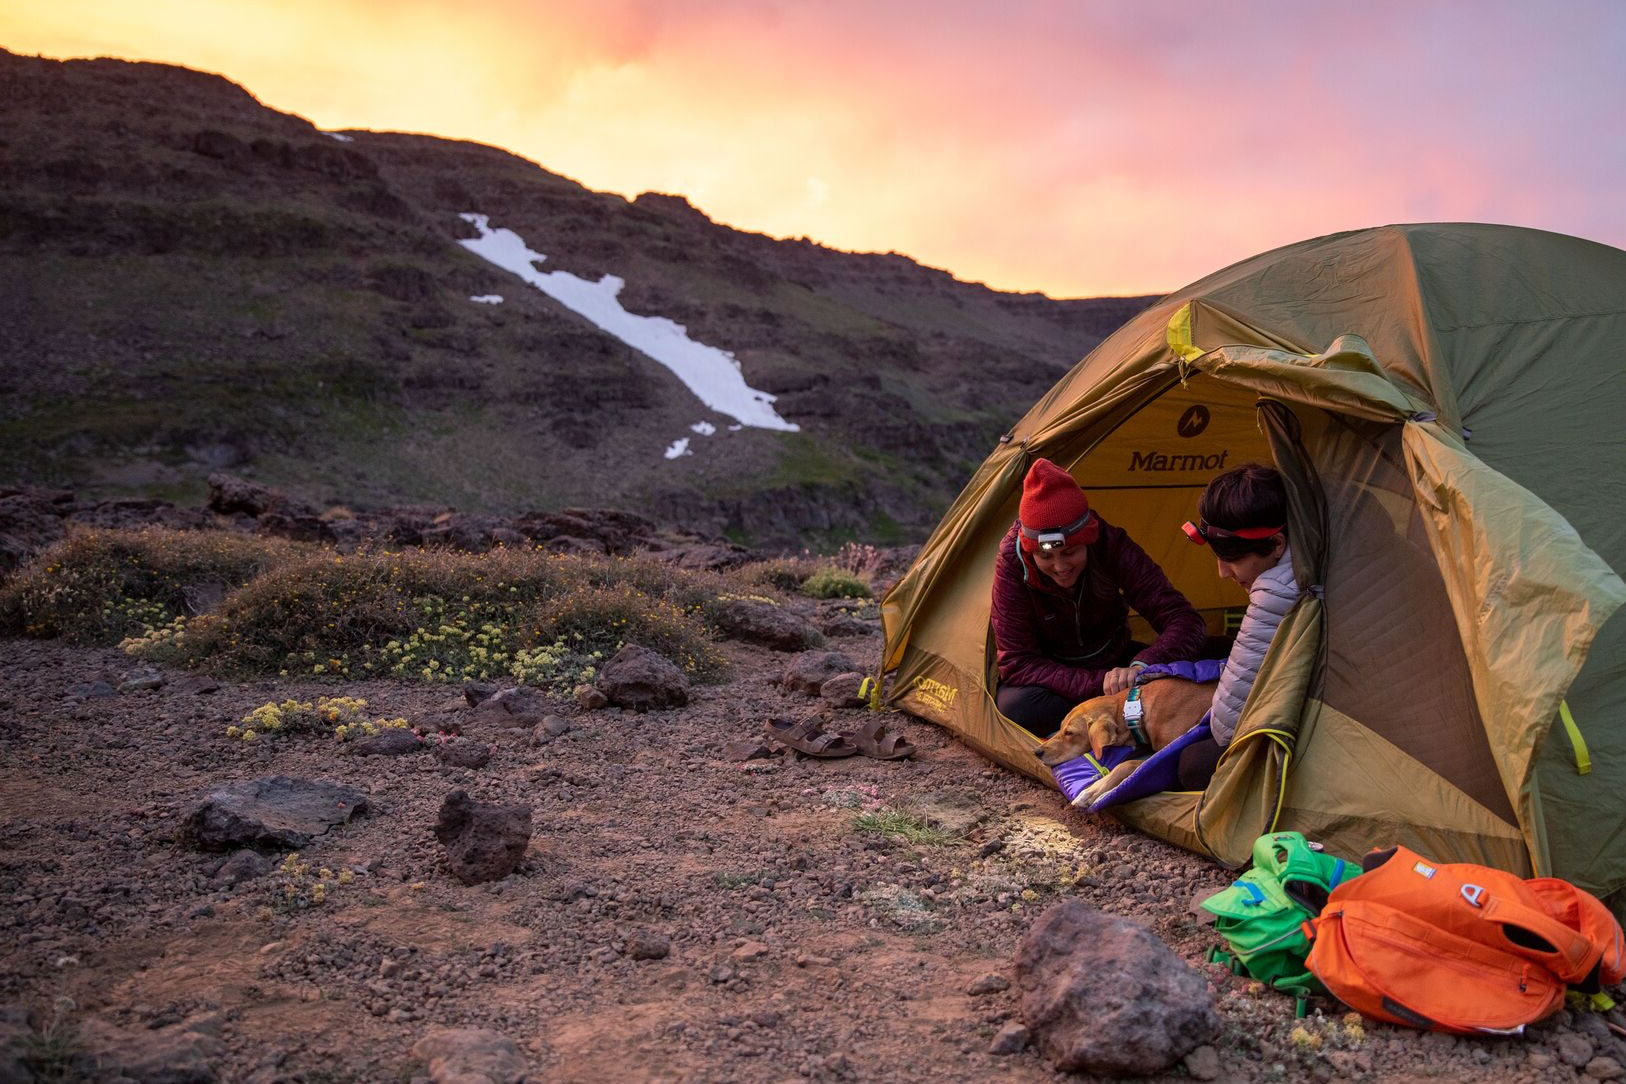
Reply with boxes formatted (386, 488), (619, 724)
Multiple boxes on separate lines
(1306, 845), (1625, 1035)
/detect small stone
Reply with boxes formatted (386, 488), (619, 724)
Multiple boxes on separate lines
(1587, 1056), (1624, 1081)
(731, 941), (769, 961)
(625, 932), (671, 961)
(708, 963), (736, 984)
(119, 670), (165, 693)
(1559, 1033), (1597, 1068)
(380, 958), (401, 978)
(542, 715), (570, 737)
(575, 685), (608, 710)
(966, 973), (1009, 996)
(988, 1021), (1029, 1055)
(1184, 1045), (1222, 1081)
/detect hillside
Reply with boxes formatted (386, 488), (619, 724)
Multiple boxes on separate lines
(0, 49), (1154, 548)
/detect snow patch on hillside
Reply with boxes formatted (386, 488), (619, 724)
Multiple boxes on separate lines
(458, 213), (799, 433)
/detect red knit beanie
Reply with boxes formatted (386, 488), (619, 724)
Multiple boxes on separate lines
(1018, 459), (1099, 552)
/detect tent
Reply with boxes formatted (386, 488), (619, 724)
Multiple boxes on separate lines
(880, 223), (1626, 912)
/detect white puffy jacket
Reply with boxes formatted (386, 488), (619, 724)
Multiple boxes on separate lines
(1209, 546), (1302, 745)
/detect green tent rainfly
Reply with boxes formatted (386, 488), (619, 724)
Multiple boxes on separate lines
(880, 223), (1626, 915)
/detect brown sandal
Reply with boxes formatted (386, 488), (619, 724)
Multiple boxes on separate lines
(850, 717), (916, 760)
(764, 716), (858, 758)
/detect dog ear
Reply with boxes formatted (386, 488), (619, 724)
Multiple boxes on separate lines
(1087, 713), (1113, 760)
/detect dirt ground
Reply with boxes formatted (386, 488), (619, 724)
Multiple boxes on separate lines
(2, 625), (1622, 1083)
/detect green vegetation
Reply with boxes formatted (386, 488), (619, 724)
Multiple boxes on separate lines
(800, 567), (872, 600)
(0, 529), (821, 688)
(852, 809), (951, 846)
(0, 528), (304, 642)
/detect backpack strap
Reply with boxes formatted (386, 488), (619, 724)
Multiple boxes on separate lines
(1456, 882), (1600, 984)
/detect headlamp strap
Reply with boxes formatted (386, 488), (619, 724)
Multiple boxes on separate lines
(1021, 509), (1094, 550)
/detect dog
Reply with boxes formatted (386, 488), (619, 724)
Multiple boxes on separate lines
(1035, 676), (1216, 806)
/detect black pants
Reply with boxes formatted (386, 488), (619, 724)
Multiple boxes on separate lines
(1176, 735), (1224, 791)
(995, 684), (1080, 739)
(995, 642), (1148, 739)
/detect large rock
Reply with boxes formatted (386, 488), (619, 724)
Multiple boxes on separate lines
(0, 488), (70, 574)
(183, 777), (371, 852)
(1015, 900), (1218, 1076)
(433, 789), (531, 885)
(206, 472), (316, 518)
(410, 1027), (528, 1084)
(595, 644), (689, 711)
(710, 597), (823, 651)
(345, 728), (426, 757)
(78, 1012), (225, 1083)
(780, 650), (858, 695)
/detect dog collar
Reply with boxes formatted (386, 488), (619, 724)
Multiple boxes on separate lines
(1123, 686), (1147, 747)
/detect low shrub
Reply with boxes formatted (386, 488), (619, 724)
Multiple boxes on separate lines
(0, 527), (305, 643)
(801, 566), (872, 599)
(13, 527), (735, 688)
(733, 557), (818, 593)
(532, 581), (725, 680)
(163, 546), (578, 676)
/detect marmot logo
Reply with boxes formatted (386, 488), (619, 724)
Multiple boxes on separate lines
(1177, 405), (1211, 438)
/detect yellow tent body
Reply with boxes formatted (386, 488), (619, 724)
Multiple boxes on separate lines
(881, 224), (1626, 912)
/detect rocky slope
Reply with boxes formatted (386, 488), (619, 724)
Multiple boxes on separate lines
(0, 49), (1154, 548)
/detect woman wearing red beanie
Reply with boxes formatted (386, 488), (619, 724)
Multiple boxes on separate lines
(990, 458), (1207, 737)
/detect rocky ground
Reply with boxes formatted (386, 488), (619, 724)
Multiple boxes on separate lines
(2, 613), (1624, 1083)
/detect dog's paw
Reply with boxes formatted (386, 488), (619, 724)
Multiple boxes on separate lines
(1070, 778), (1110, 812)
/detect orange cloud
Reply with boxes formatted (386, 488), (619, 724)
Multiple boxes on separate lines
(5, 1), (1623, 297)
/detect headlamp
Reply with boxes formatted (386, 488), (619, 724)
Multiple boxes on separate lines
(1020, 510), (1094, 553)
(1181, 520), (1284, 547)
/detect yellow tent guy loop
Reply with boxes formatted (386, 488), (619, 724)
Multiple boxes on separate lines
(1558, 700), (1591, 775)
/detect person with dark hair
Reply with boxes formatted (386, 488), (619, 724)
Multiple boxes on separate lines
(990, 458), (1208, 737)
(1174, 461), (1303, 788)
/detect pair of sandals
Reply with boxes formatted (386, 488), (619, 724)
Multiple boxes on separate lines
(763, 715), (915, 760)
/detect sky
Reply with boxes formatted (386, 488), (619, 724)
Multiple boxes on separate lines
(5, 0), (1626, 297)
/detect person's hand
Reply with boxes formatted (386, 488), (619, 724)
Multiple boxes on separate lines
(1102, 666), (1139, 695)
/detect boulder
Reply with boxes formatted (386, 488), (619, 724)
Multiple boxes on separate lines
(469, 685), (548, 727)
(432, 737), (492, 769)
(183, 777), (371, 852)
(819, 672), (868, 707)
(433, 789), (531, 885)
(206, 472), (315, 518)
(711, 597), (823, 651)
(1016, 900), (1218, 1076)
(596, 644), (689, 711)
(78, 1013), (224, 1083)
(780, 650), (858, 695)
(212, 849), (272, 887)
(0, 489), (69, 574)
(410, 1027), (528, 1084)
(345, 728), (425, 757)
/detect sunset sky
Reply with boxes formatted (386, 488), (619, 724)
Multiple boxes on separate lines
(5, 0), (1625, 298)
